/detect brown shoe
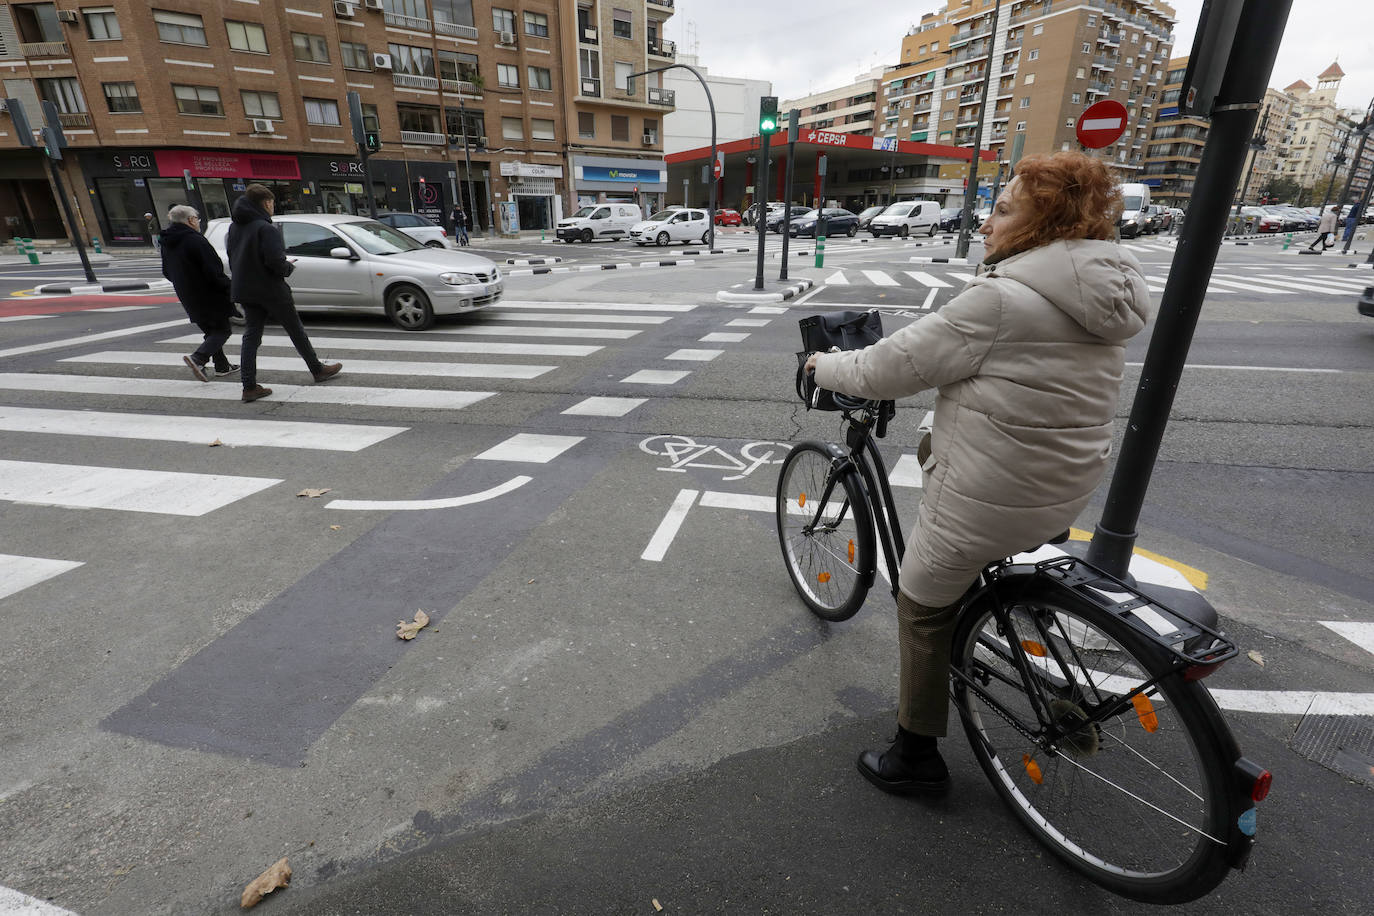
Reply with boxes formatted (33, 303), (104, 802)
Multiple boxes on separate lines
(312, 362), (342, 383)
(242, 385), (272, 402)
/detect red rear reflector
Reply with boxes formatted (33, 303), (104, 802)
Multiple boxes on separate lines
(1184, 660), (1226, 681)
(1252, 769), (1272, 803)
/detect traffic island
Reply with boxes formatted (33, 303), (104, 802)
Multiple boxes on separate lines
(716, 277), (815, 303)
(33, 279), (173, 295)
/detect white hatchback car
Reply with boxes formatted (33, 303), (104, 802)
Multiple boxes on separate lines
(628, 208), (711, 246)
(204, 214), (502, 331)
(374, 211), (451, 248)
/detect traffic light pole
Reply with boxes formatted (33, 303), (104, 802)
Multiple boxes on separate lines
(779, 109), (799, 281)
(45, 156), (96, 283)
(754, 131), (771, 290)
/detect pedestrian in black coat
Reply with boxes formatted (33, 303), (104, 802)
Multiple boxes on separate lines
(160, 205), (237, 381)
(226, 184), (341, 403)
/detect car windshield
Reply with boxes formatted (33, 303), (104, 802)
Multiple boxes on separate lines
(571, 207), (599, 218)
(792, 209), (818, 219)
(883, 203), (914, 216)
(334, 220), (425, 255)
(1123, 195), (1144, 211)
(645, 210), (676, 221)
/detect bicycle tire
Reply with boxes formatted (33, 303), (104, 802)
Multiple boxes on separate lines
(776, 442), (875, 622)
(950, 577), (1234, 904)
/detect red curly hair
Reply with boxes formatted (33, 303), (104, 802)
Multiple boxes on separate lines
(993, 151), (1123, 257)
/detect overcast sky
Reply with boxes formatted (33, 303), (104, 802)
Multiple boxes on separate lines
(665, 1), (1374, 117)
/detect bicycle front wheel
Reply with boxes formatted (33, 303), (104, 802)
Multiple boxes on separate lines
(951, 579), (1233, 903)
(776, 442), (875, 622)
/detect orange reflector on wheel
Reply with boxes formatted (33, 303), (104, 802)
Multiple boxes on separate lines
(1132, 693), (1159, 732)
(1021, 640), (1047, 657)
(799, 492), (807, 508)
(847, 539), (855, 563)
(817, 572), (831, 584)
(1022, 754), (1043, 784)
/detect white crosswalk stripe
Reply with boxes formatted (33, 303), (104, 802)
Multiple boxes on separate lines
(163, 333), (602, 358)
(0, 553), (84, 601)
(904, 271), (951, 288)
(861, 270), (901, 287)
(0, 459), (280, 516)
(65, 351), (557, 379)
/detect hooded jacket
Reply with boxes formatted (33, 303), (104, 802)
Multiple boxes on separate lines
(1317, 209), (1338, 234)
(814, 238), (1152, 605)
(226, 195), (294, 308)
(159, 222), (232, 323)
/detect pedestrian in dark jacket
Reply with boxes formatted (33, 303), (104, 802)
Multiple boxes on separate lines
(160, 205), (237, 381)
(226, 184), (341, 402)
(451, 204), (470, 245)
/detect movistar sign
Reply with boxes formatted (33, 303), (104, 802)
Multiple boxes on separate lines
(582, 166), (660, 182)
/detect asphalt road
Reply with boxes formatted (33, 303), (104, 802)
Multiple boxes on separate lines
(0, 233), (1371, 914)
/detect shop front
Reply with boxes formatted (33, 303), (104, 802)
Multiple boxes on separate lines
(571, 154), (668, 216)
(498, 162), (564, 231)
(0, 150), (63, 242)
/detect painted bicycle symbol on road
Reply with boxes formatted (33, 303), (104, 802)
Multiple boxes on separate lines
(639, 436), (791, 480)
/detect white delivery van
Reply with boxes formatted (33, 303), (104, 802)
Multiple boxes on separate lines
(628, 208), (711, 246)
(556, 203), (643, 242)
(869, 199), (941, 238)
(1117, 183), (1151, 238)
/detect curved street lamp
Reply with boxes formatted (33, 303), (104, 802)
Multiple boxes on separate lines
(628, 63), (719, 250)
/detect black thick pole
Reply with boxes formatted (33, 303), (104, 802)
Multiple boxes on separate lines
(1087, 0), (1294, 579)
(1344, 151), (1374, 256)
(46, 158), (96, 283)
(957, 0), (1001, 260)
(780, 116), (797, 281)
(754, 132), (771, 290)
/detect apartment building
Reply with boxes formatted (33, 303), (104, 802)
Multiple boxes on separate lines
(878, 0), (1174, 184)
(1139, 56), (1202, 206)
(661, 53), (770, 155)
(780, 67), (882, 139)
(0, 0), (676, 245)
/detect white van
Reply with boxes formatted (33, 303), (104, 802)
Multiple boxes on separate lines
(556, 203), (643, 242)
(1117, 183), (1151, 238)
(869, 200), (941, 238)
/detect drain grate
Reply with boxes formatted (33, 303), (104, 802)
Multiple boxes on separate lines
(1290, 697), (1374, 788)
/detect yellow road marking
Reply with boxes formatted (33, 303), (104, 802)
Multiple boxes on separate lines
(1068, 527), (1208, 590)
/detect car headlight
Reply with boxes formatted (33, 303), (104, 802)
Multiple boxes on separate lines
(439, 272), (480, 285)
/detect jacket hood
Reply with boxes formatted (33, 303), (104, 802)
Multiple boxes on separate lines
(159, 221), (199, 249)
(991, 239), (1151, 342)
(232, 195), (271, 225)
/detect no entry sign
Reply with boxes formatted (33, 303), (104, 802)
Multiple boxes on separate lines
(1076, 99), (1129, 149)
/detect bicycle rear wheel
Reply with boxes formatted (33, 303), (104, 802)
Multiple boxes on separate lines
(776, 442), (875, 621)
(950, 579), (1233, 903)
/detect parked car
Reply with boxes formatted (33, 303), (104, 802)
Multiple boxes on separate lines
(373, 211), (451, 248)
(765, 204), (810, 233)
(869, 199), (941, 237)
(714, 208), (743, 226)
(1239, 206), (1282, 233)
(204, 214), (503, 331)
(628, 208), (712, 246)
(1167, 207), (1186, 229)
(1261, 205), (1304, 232)
(744, 201), (790, 226)
(856, 205), (886, 230)
(789, 207), (860, 238)
(556, 202), (643, 242)
(937, 207), (980, 232)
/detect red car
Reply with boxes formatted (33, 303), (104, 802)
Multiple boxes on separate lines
(714, 208), (742, 226)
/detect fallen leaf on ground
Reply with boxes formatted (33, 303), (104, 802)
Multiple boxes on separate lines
(297, 488), (331, 498)
(329, 525), (342, 531)
(1247, 650), (1265, 667)
(240, 857), (290, 909)
(653, 900), (663, 912)
(209, 439), (223, 447)
(397, 609), (430, 640)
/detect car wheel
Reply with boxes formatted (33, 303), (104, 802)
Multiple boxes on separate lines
(425, 240), (445, 248)
(229, 301), (246, 327)
(701, 231), (710, 244)
(928, 223), (937, 237)
(899, 225), (910, 238)
(846, 224), (857, 237)
(581, 229), (593, 243)
(656, 231), (670, 247)
(385, 284), (435, 332)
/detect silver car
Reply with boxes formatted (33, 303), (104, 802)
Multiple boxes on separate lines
(204, 213), (502, 331)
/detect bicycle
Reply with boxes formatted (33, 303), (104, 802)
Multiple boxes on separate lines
(775, 394), (1272, 904)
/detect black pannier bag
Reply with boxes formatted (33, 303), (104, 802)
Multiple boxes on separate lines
(795, 309), (884, 411)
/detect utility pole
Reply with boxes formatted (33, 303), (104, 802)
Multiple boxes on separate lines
(956, 0), (1002, 260)
(6, 98), (96, 282)
(1318, 125), (1352, 213)
(1232, 104), (1268, 217)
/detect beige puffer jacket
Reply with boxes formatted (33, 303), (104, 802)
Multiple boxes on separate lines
(813, 238), (1151, 605)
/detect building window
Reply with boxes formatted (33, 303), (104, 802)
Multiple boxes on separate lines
(531, 117), (555, 140)
(431, 0), (475, 29)
(38, 77), (85, 113)
(1019, 97), (1030, 109)
(611, 114), (629, 142)
(501, 115), (523, 139)
(102, 81), (140, 113)
(1028, 49), (1038, 60)
(945, 89), (957, 100)
(527, 66), (552, 91)
(578, 111), (595, 138)
(492, 7), (514, 33)
(643, 118), (658, 143)
(497, 64), (519, 88)
(1016, 121), (1026, 131)
(397, 104), (440, 133)
(389, 43), (434, 76)
(172, 84), (223, 116)
(1071, 92), (1081, 104)
(84, 7), (121, 40)
(304, 97), (341, 126)
(153, 10), (206, 45)
(241, 90), (282, 119)
(523, 10), (549, 37)
(930, 41), (938, 51)
(1082, 42), (1091, 53)
(612, 8), (632, 38)
(439, 49), (480, 82)
(1025, 73), (1036, 85)
(943, 110), (954, 120)
(1076, 67), (1086, 79)
(340, 41), (372, 71)
(1032, 24), (1043, 35)
(614, 61), (633, 91)
(1087, 15), (1096, 26)
(226, 21), (268, 54)
(444, 106), (484, 142)
(293, 32), (330, 64)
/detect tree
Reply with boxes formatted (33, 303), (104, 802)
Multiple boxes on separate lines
(1262, 176), (1302, 204)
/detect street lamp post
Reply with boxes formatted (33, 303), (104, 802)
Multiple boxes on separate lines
(1232, 104), (1268, 222)
(956, 0), (1002, 260)
(449, 92), (482, 237)
(1318, 125), (1353, 213)
(628, 63), (718, 250)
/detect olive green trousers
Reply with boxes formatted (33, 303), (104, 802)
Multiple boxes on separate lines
(896, 591), (961, 737)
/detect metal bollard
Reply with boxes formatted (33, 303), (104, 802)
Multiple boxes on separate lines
(92, 237), (103, 254)
(20, 238), (39, 265)
(814, 233), (826, 269)
(1283, 232), (1291, 250)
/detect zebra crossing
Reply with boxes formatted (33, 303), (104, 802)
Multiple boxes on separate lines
(0, 297), (744, 607)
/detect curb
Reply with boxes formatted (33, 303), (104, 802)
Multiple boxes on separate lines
(1345, 262), (1374, 269)
(715, 278), (815, 303)
(504, 257), (564, 265)
(909, 256), (973, 265)
(506, 259), (695, 277)
(33, 278), (173, 295)
(679, 248), (753, 255)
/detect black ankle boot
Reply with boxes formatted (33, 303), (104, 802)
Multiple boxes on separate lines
(857, 725), (950, 795)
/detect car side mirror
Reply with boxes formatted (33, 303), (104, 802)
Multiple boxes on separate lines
(330, 247), (355, 259)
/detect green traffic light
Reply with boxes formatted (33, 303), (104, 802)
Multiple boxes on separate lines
(761, 118), (776, 132)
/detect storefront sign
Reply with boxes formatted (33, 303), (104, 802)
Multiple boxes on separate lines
(499, 162), (564, 178)
(325, 160), (367, 177)
(110, 153), (155, 174)
(345, 182), (364, 194)
(578, 166), (661, 183)
(154, 150), (301, 180)
(412, 181), (444, 223)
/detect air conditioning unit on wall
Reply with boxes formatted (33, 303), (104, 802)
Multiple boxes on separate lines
(642, 133), (655, 145)
(56, 10), (78, 23)
(364, 0), (383, 9)
(372, 52), (393, 69)
(498, 30), (516, 45)
(252, 119), (275, 133)
(334, 1), (355, 18)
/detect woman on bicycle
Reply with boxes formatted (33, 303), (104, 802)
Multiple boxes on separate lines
(804, 151), (1150, 795)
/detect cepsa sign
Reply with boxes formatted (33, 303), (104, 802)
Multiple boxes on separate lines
(804, 130), (852, 147)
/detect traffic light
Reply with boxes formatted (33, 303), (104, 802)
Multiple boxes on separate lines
(365, 130), (381, 153)
(759, 96), (779, 135)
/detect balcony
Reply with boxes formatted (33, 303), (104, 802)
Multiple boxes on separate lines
(394, 73), (440, 90)
(1098, 31), (1121, 46)
(580, 25), (598, 44)
(400, 130), (445, 145)
(21, 40), (68, 57)
(647, 86), (675, 106)
(441, 79), (481, 97)
(434, 20), (478, 40)
(647, 0), (674, 8)
(950, 24), (993, 46)
(385, 12), (432, 31)
(648, 39), (676, 59)
(948, 45), (990, 64)
(1092, 55), (1119, 69)
(57, 111), (91, 128)
(579, 76), (601, 98)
